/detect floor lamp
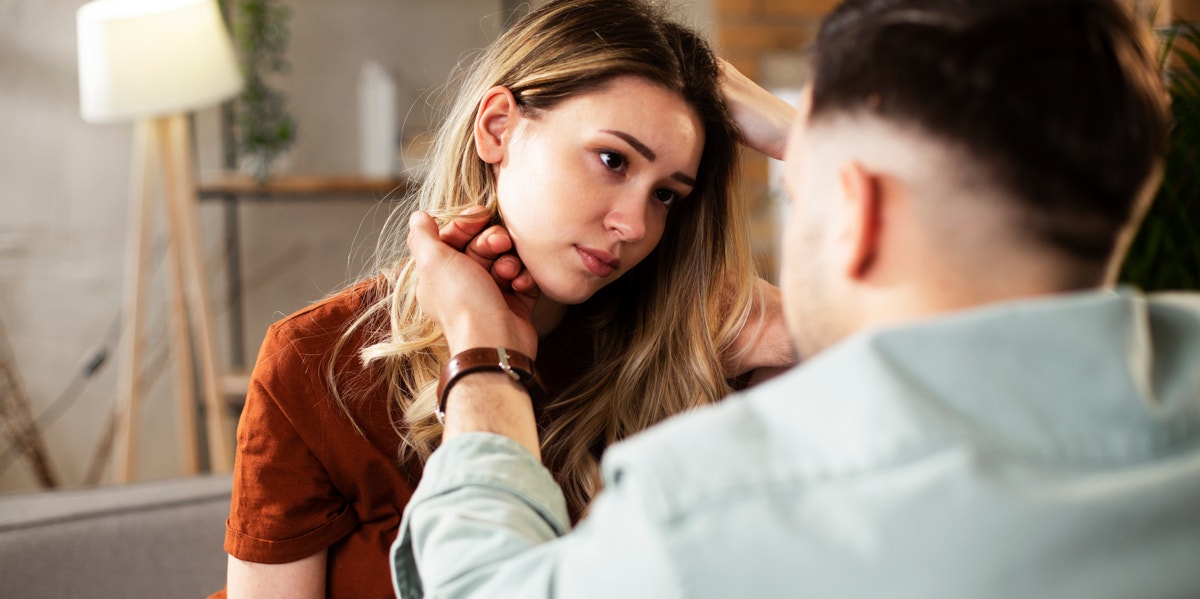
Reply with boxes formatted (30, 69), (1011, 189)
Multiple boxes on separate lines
(77, 0), (242, 482)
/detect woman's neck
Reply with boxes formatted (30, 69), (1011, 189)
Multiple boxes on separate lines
(532, 297), (567, 338)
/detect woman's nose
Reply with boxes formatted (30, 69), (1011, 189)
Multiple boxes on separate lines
(603, 192), (648, 242)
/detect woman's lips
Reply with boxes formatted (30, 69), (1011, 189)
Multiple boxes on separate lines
(576, 246), (619, 278)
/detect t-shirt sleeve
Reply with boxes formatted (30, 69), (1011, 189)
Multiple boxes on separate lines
(224, 323), (359, 564)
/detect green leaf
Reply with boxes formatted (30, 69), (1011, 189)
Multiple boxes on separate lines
(231, 0), (296, 182)
(1120, 19), (1200, 291)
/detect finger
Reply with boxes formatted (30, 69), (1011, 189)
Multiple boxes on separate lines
(488, 254), (523, 290)
(510, 269), (539, 296)
(408, 211), (453, 269)
(463, 226), (514, 274)
(510, 270), (540, 313)
(465, 224), (515, 270)
(437, 206), (491, 251)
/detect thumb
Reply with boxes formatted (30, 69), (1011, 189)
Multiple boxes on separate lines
(407, 211), (445, 267)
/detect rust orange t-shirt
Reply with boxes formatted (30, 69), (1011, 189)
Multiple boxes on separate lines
(212, 279), (419, 598)
(210, 279), (593, 598)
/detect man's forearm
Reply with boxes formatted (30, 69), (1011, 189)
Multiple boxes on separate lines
(441, 371), (540, 459)
(393, 433), (571, 599)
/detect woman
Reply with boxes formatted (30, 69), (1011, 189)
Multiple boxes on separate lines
(217, 1), (794, 597)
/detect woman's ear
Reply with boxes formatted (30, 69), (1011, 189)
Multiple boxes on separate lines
(474, 85), (519, 164)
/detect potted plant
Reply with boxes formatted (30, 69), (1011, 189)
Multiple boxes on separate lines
(231, 0), (296, 182)
(1120, 21), (1200, 291)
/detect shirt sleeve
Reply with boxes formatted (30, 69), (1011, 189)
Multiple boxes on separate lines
(391, 433), (682, 598)
(224, 327), (358, 564)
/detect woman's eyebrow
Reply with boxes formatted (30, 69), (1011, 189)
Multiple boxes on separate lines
(602, 129), (696, 188)
(601, 129), (656, 161)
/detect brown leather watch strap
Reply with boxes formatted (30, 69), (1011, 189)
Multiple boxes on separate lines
(436, 347), (536, 424)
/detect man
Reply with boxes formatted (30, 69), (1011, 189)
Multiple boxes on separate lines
(394, 0), (1200, 596)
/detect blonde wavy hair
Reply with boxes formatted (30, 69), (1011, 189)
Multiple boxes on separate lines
(328, 0), (756, 518)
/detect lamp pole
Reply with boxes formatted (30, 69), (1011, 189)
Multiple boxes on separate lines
(77, 0), (242, 482)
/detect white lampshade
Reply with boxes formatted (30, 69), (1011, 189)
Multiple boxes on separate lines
(77, 0), (242, 123)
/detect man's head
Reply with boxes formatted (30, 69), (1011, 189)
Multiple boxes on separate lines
(781, 0), (1170, 359)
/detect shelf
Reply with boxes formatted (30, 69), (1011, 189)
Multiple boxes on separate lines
(195, 171), (419, 399)
(197, 172), (415, 199)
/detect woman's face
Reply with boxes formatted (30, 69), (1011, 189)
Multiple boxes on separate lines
(482, 76), (704, 306)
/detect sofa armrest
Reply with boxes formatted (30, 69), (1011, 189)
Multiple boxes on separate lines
(0, 474), (232, 599)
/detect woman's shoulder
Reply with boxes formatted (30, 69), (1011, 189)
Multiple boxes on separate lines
(252, 277), (388, 374)
(265, 278), (385, 345)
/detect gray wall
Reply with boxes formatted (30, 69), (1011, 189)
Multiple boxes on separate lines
(0, 0), (712, 493)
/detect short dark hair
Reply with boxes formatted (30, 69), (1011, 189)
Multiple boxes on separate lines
(810, 0), (1170, 266)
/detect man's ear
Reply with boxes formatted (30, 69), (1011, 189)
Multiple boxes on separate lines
(838, 161), (882, 280)
(474, 85), (519, 165)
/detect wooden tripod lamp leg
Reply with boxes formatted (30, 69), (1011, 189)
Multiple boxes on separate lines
(161, 113), (234, 473)
(112, 119), (159, 483)
(112, 114), (234, 482)
(156, 116), (201, 477)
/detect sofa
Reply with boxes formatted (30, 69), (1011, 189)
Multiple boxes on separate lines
(0, 473), (232, 598)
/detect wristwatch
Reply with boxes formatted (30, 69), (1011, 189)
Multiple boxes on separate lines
(436, 347), (536, 424)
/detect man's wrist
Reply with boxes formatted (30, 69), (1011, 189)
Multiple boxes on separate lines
(437, 347), (536, 424)
(439, 370), (541, 458)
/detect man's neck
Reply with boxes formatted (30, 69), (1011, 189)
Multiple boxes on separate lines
(859, 270), (1101, 336)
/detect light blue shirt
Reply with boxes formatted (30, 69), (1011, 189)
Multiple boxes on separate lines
(392, 290), (1200, 598)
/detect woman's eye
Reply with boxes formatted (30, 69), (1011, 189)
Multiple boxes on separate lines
(599, 151), (627, 172)
(654, 188), (681, 208)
